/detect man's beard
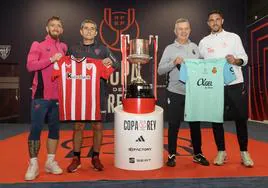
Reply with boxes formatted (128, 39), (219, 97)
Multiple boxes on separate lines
(48, 30), (60, 39)
(212, 25), (220, 33)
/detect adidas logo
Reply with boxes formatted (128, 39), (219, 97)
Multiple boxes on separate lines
(136, 136), (145, 142)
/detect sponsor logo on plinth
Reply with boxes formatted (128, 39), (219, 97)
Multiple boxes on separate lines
(123, 120), (156, 131)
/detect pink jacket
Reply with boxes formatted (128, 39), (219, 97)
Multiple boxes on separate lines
(27, 35), (67, 100)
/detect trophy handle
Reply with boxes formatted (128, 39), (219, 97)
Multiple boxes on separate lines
(149, 35), (158, 101)
(153, 35), (158, 101)
(120, 34), (129, 99)
(149, 35), (154, 45)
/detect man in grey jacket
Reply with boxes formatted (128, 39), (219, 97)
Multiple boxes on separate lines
(158, 18), (209, 167)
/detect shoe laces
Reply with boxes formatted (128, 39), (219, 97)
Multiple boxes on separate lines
(195, 153), (206, 160)
(241, 152), (253, 163)
(48, 160), (60, 169)
(216, 151), (226, 160)
(195, 153), (204, 158)
(92, 157), (103, 168)
(27, 162), (37, 173)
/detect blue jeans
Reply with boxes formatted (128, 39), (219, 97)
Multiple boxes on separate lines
(28, 99), (60, 140)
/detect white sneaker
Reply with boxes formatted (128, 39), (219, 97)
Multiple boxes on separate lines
(25, 160), (39, 181)
(45, 160), (63, 174)
(214, 151), (227, 166)
(241, 151), (254, 167)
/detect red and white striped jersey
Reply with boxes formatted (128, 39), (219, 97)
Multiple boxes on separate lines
(52, 55), (114, 121)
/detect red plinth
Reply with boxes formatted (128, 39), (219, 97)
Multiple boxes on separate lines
(122, 98), (155, 114)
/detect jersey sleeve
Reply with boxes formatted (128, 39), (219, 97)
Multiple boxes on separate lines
(92, 59), (114, 80)
(101, 63), (114, 80)
(223, 63), (236, 84)
(179, 62), (188, 84)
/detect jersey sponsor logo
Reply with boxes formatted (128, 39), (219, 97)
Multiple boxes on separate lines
(86, 63), (93, 70)
(212, 67), (217, 74)
(0, 45), (11, 60)
(197, 78), (213, 88)
(99, 8), (140, 51)
(67, 72), (91, 80)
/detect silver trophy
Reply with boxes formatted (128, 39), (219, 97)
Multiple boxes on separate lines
(121, 35), (158, 113)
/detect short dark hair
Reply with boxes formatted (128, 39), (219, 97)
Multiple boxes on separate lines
(208, 10), (224, 18)
(46, 16), (62, 26)
(80, 19), (97, 30)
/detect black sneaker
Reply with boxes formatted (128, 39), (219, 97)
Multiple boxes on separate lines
(193, 153), (210, 166)
(166, 154), (176, 167)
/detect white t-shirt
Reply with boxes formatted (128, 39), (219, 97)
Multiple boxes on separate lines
(199, 30), (248, 85)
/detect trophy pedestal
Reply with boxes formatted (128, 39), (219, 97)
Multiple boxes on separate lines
(122, 98), (155, 114)
(114, 105), (164, 170)
(123, 82), (155, 113)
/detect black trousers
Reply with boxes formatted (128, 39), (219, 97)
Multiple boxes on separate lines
(212, 83), (249, 151)
(166, 91), (202, 155)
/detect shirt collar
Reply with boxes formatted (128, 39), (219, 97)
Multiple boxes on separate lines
(81, 40), (97, 47)
(174, 39), (191, 47)
(71, 55), (86, 62)
(210, 29), (225, 36)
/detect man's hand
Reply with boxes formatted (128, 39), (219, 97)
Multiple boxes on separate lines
(102, 57), (113, 67)
(226, 54), (241, 65)
(50, 53), (63, 63)
(173, 56), (184, 65)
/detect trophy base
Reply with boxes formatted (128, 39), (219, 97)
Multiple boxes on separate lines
(122, 98), (155, 114)
(126, 83), (154, 98)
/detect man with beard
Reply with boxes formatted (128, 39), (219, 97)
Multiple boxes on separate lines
(25, 16), (67, 180)
(199, 10), (254, 167)
(158, 18), (209, 167)
(66, 19), (119, 172)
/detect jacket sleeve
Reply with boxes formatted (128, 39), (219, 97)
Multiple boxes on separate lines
(158, 46), (176, 75)
(105, 47), (120, 70)
(233, 34), (248, 66)
(26, 42), (51, 72)
(198, 39), (205, 59)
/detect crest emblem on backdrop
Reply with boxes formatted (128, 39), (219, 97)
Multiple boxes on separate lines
(0, 45), (11, 60)
(99, 8), (140, 51)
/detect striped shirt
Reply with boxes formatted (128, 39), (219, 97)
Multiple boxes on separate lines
(53, 55), (114, 121)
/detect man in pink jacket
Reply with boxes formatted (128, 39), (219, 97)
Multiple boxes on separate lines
(25, 16), (67, 181)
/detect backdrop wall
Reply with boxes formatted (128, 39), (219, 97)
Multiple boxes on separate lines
(0, 0), (247, 123)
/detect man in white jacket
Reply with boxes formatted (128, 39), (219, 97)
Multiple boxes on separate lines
(199, 10), (254, 167)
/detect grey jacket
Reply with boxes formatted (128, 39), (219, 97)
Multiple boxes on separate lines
(158, 40), (200, 95)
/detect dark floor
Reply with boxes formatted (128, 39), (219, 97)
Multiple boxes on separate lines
(1, 177), (268, 188)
